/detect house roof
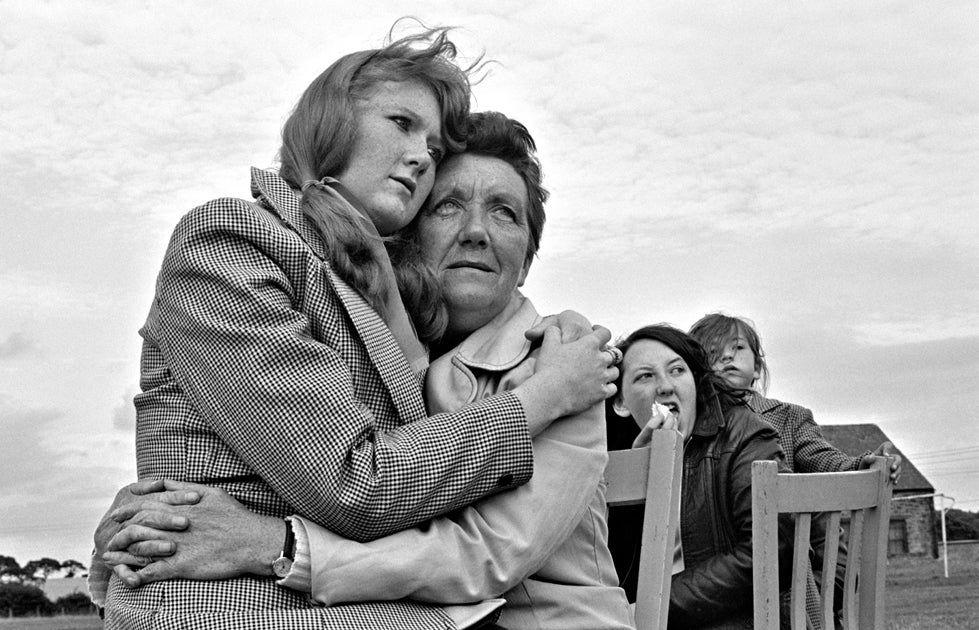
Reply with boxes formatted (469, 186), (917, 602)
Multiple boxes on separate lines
(820, 423), (934, 493)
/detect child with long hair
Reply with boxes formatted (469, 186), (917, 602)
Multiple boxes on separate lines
(689, 312), (902, 628)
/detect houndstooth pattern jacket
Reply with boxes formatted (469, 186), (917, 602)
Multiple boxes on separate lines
(748, 394), (866, 473)
(105, 168), (534, 629)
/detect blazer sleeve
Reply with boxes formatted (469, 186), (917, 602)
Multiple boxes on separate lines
(149, 203), (533, 541)
(297, 402), (607, 605)
(784, 404), (865, 473)
(668, 419), (791, 626)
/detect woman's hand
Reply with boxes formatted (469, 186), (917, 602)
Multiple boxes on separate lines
(90, 480), (201, 600)
(103, 481), (283, 587)
(514, 325), (618, 435)
(632, 403), (679, 448)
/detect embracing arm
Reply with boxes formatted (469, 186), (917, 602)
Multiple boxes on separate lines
(786, 405), (903, 482)
(300, 403), (607, 605)
(668, 419), (791, 626)
(151, 203), (539, 540)
(99, 403), (609, 599)
(782, 404), (864, 473)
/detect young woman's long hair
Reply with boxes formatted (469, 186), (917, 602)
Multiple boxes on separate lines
(278, 25), (478, 320)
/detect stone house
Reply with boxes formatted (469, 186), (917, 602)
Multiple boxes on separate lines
(821, 423), (938, 557)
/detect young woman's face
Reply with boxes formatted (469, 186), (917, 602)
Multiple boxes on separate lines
(417, 153), (532, 335)
(335, 80), (445, 236)
(711, 333), (759, 390)
(613, 339), (698, 439)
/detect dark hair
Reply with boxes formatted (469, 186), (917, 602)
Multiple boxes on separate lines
(390, 111), (547, 343)
(278, 24), (479, 314)
(606, 324), (745, 448)
(462, 111), (548, 263)
(688, 312), (769, 394)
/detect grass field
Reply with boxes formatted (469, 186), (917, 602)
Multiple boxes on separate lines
(0, 615), (101, 630)
(886, 541), (979, 629)
(0, 544), (975, 629)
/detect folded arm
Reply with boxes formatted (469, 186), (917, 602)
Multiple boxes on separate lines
(301, 404), (607, 605)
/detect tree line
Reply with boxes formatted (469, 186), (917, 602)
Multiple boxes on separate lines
(937, 507), (979, 541)
(0, 555), (94, 618)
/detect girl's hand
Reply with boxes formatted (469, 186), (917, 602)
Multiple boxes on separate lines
(632, 403), (679, 448)
(860, 441), (903, 484)
(103, 481), (282, 587)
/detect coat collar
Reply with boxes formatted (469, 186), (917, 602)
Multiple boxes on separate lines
(424, 292), (539, 414)
(691, 395), (728, 438)
(450, 292), (538, 372)
(249, 167), (328, 259)
(747, 392), (781, 414)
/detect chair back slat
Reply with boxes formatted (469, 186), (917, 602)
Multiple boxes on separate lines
(820, 511), (842, 626)
(774, 471), (881, 512)
(752, 457), (894, 630)
(751, 461), (782, 630)
(605, 430), (683, 630)
(790, 513), (812, 630)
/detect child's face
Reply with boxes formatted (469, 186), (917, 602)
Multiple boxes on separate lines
(711, 334), (760, 390)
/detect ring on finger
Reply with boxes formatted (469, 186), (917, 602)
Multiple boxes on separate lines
(603, 346), (623, 366)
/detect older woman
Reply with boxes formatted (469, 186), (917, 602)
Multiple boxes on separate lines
(99, 112), (634, 630)
(98, 26), (618, 629)
(606, 325), (791, 629)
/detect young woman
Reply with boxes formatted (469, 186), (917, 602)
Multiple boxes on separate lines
(605, 325), (790, 629)
(98, 29), (618, 629)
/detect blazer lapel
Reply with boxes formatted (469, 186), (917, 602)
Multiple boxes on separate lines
(249, 167), (427, 423)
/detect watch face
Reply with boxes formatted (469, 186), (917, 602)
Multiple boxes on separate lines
(272, 556), (293, 579)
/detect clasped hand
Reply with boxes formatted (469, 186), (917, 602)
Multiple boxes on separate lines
(94, 479), (280, 589)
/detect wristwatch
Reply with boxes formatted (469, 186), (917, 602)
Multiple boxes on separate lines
(271, 519), (296, 578)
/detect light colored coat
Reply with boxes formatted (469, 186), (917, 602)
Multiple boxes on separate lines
(298, 294), (635, 629)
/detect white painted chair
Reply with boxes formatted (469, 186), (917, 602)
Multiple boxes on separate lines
(604, 429), (683, 630)
(751, 456), (895, 629)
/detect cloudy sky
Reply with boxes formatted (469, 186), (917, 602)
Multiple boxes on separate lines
(2, 1), (977, 567)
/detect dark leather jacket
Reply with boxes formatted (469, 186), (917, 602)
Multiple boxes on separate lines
(607, 399), (791, 628)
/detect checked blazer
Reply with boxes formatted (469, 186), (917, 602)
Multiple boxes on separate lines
(105, 168), (534, 629)
(747, 394), (867, 474)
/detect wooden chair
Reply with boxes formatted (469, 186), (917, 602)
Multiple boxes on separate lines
(751, 456), (895, 630)
(605, 429), (683, 630)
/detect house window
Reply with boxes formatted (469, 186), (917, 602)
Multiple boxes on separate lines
(888, 518), (908, 555)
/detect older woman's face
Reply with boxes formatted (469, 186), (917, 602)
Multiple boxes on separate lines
(417, 153), (532, 335)
(335, 80), (445, 236)
(613, 339), (697, 439)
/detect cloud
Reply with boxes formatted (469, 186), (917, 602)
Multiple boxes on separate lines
(0, 400), (136, 562)
(0, 333), (32, 358)
(111, 388), (139, 431)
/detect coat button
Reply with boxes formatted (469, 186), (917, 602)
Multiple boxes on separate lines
(497, 473), (514, 487)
